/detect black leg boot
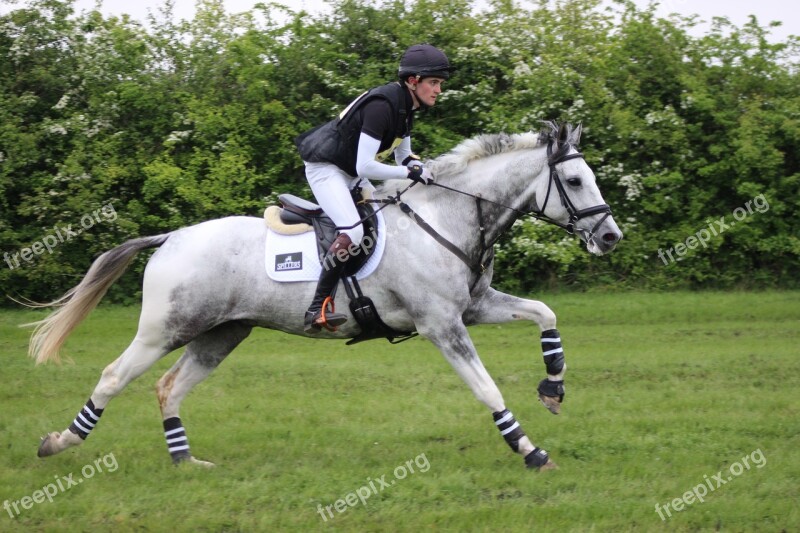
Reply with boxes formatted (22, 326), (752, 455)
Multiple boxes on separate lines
(304, 234), (352, 333)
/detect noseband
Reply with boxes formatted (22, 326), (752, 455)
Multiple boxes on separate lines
(534, 140), (613, 239)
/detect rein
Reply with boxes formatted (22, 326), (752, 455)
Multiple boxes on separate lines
(348, 139), (613, 276)
(357, 184), (489, 274)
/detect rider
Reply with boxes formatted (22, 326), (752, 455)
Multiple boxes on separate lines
(295, 44), (452, 333)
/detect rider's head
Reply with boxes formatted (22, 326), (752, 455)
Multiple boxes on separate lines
(398, 44), (452, 109)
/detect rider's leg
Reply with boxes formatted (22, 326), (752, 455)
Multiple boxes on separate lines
(303, 162), (364, 332)
(304, 233), (352, 332)
(305, 162), (365, 244)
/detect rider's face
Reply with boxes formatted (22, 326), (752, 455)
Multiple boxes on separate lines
(409, 77), (445, 108)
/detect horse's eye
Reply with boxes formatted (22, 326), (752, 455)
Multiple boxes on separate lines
(567, 177), (582, 187)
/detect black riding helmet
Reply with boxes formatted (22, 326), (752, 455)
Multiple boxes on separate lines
(398, 44), (453, 80)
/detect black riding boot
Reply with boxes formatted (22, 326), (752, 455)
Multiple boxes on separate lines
(304, 234), (352, 333)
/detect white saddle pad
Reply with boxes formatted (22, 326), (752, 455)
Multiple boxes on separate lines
(265, 210), (386, 282)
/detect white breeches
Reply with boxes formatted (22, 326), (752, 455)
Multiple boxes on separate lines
(304, 161), (375, 245)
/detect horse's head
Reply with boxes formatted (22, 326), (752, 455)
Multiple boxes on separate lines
(532, 122), (622, 255)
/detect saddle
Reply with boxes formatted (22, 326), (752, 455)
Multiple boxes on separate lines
(275, 192), (377, 276)
(271, 192), (417, 345)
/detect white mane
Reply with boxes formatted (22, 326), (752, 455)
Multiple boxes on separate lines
(426, 131), (543, 180)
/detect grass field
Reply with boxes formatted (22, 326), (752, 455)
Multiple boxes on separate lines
(1, 291), (798, 532)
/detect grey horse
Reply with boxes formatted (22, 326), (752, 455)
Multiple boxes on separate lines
(28, 122), (622, 470)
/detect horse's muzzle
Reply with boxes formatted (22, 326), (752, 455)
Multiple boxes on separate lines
(581, 215), (623, 256)
(587, 230), (622, 255)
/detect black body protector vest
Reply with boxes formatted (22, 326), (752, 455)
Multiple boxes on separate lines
(295, 82), (414, 177)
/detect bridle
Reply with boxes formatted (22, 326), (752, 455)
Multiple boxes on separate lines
(533, 139), (613, 238)
(358, 138), (613, 277)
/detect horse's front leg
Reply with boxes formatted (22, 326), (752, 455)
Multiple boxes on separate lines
(419, 318), (556, 470)
(463, 287), (566, 415)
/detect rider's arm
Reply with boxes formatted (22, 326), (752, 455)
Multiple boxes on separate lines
(394, 136), (416, 166)
(355, 134), (408, 180)
(355, 99), (409, 181)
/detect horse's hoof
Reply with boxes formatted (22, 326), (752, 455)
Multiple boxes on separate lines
(538, 393), (562, 415)
(537, 379), (564, 415)
(173, 453), (215, 468)
(37, 432), (58, 457)
(188, 457), (216, 468)
(537, 459), (559, 471)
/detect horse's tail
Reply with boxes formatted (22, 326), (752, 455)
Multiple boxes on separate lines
(25, 234), (171, 365)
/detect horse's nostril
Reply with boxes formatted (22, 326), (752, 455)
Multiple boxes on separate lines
(602, 232), (620, 243)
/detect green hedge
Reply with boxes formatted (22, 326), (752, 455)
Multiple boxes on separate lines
(1, 0), (798, 304)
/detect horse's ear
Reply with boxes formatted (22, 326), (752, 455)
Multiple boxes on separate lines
(571, 123), (583, 145)
(557, 123), (568, 145)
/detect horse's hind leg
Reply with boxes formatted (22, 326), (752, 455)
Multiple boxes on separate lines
(38, 336), (172, 457)
(156, 321), (252, 466)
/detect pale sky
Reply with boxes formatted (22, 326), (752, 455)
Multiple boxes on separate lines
(1, 0), (797, 43)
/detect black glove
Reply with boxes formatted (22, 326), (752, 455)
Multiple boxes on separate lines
(407, 162), (433, 185)
(401, 154), (421, 166)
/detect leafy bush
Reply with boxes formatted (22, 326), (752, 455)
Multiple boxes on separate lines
(1, 0), (798, 304)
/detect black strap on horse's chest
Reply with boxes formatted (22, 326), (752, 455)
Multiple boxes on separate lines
(367, 191), (490, 274)
(367, 190), (493, 295)
(397, 199), (490, 275)
(334, 183), (491, 343)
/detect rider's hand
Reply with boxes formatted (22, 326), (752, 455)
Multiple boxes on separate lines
(407, 162), (433, 185)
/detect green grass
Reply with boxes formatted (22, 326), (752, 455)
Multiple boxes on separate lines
(1, 291), (798, 532)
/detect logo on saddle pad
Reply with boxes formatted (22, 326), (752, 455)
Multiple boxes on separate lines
(275, 252), (303, 271)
